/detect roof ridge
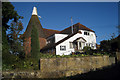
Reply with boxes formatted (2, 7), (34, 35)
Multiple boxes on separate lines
(43, 28), (60, 32)
(60, 22), (80, 33)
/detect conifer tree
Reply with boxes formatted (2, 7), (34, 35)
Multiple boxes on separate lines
(31, 25), (40, 59)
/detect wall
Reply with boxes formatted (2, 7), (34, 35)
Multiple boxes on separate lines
(2, 56), (115, 78)
(55, 34), (68, 43)
(40, 56), (115, 77)
(24, 37), (46, 55)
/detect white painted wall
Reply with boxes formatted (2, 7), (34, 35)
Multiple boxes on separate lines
(79, 30), (96, 49)
(55, 30), (97, 56)
(55, 34), (68, 43)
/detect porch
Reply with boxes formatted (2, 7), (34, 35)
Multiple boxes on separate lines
(70, 37), (87, 51)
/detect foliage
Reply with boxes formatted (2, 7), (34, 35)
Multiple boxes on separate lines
(2, 2), (23, 29)
(2, 2), (24, 66)
(83, 46), (92, 55)
(2, 52), (110, 71)
(37, 53), (97, 58)
(7, 20), (24, 55)
(100, 40), (111, 52)
(2, 57), (39, 71)
(2, 26), (10, 55)
(100, 35), (120, 53)
(93, 53), (104, 56)
(2, 53), (19, 67)
(31, 25), (40, 59)
(111, 36), (120, 52)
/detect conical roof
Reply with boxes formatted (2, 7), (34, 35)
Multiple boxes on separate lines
(23, 7), (45, 38)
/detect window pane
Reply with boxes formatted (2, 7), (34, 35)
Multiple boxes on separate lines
(60, 46), (66, 50)
(70, 42), (73, 48)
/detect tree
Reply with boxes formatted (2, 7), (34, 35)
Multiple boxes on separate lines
(2, 2), (20, 54)
(31, 25), (40, 59)
(2, 2), (24, 65)
(7, 20), (24, 57)
(100, 40), (111, 52)
(2, 2), (21, 29)
(111, 35), (120, 52)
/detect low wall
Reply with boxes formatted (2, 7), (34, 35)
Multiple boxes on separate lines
(2, 56), (115, 78)
(40, 56), (115, 77)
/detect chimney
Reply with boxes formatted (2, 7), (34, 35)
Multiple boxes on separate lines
(32, 7), (38, 15)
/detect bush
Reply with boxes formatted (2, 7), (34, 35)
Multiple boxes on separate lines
(83, 46), (92, 55)
(93, 53), (103, 56)
(2, 56), (40, 71)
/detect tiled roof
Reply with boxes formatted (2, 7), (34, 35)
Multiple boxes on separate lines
(60, 23), (94, 34)
(23, 15), (45, 38)
(43, 28), (61, 38)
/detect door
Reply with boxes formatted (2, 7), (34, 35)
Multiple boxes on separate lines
(79, 42), (82, 50)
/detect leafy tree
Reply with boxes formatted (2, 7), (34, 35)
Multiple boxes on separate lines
(2, 2), (24, 65)
(111, 40), (118, 52)
(7, 20), (24, 57)
(111, 35), (120, 52)
(2, 2), (23, 52)
(2, 2), (17, 58)
(100, 40), (111, 52)
(31, 25), (40, 59)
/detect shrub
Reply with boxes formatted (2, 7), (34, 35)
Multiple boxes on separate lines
(83, 46), (92, 55)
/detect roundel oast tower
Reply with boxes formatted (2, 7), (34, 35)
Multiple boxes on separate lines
(23, 7), (46, 56)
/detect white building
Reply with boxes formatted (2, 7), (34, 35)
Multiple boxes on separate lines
(41, 23), (97, 56)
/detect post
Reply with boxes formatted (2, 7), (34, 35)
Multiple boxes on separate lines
(77, 42), (79, 50)
(71, 17), (73, 34)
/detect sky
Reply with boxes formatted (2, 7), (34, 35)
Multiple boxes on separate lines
(10, 2), (118, 44)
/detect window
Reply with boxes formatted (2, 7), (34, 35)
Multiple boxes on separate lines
(79, 42), (81, 47)
(84, 32), (87, 35)
(88, 33), (89, 35)
(70, 42), (73, 48)
(60, 46), (66, 51)
(86, 43), (88, 46)
(89, 43), (91, 47)
(92, 46), (94, 49)
(84, 32), (90, 35)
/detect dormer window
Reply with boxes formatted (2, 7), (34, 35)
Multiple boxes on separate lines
(84, 32), (87, 35)
(88, 33), (89, 35)
(84, 32), (89, 35)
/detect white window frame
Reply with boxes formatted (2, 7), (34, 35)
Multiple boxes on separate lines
(60, 46), (66, 51)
